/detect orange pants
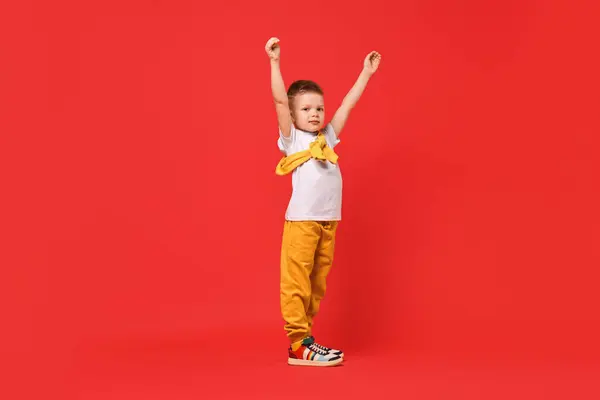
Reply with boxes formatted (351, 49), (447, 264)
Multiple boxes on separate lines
(280, 220), (339, 345)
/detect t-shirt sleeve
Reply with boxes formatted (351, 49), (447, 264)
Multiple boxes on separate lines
(277, 124), (296, 154)
(323, 123), (340, 149)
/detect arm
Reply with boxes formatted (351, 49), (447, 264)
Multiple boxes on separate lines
(265, 37), (292, 138)
(331, 51), (381, 136)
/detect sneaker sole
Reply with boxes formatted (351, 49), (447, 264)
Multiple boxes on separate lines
(288, 357), (343, 367)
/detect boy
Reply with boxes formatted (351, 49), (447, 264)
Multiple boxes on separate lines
(265, 37), (381, 366)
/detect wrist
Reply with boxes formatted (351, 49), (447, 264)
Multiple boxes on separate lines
(270, 58), (281, 65)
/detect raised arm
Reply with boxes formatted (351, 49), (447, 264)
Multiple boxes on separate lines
(330, 51), (381, 137)
(265, 37), (292, 138)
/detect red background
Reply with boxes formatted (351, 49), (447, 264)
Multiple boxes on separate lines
(1, 0), (599, 398)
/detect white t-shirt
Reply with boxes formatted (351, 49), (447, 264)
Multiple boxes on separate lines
(277, 123), (342, 221)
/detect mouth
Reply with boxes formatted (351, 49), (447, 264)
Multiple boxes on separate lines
(309, 121), (320, 125)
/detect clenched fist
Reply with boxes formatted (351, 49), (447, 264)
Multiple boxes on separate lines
(265, 37), (281, 61)
(363, 51), (381, 75)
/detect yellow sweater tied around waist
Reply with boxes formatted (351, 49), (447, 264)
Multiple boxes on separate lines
(275, 132), (339, 176)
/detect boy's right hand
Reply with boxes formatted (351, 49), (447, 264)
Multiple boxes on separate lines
(265, 37), (281, 61)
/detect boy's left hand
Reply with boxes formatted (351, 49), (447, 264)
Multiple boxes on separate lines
(363, 51), (381, 75)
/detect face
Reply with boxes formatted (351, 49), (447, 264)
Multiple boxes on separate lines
(291, 92), (325, 133)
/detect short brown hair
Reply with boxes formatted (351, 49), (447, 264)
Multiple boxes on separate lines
(287, 80), (324, 104)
